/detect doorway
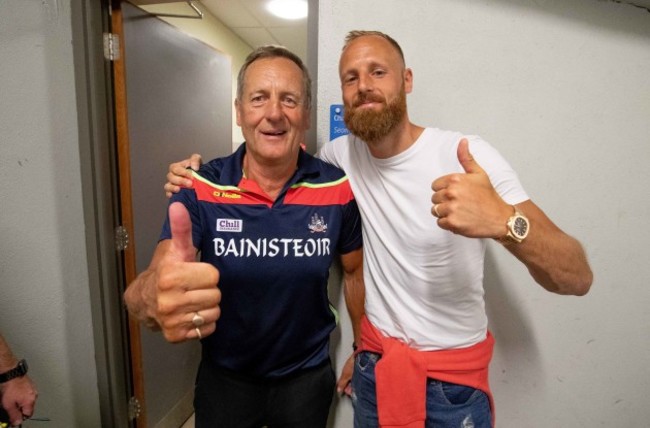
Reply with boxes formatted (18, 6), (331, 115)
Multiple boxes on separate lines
(110, 1), (232, 426)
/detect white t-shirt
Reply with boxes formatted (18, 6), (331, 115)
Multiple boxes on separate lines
(319, 128), (529, 350)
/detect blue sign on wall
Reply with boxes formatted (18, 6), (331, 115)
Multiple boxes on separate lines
(329, 104), (349, 141)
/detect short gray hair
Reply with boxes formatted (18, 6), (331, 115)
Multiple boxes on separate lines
(236, 45), (312, 109)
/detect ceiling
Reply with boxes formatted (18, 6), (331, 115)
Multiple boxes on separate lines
(202, 0), (308, 60)
(137, 0), (309, 60)
(195, 0), (650, 57)
(133, 0), (650, 62)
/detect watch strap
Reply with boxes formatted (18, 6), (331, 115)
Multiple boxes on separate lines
(0, 359), (28, 383)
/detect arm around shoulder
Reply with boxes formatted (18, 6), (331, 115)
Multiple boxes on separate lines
(501, 200), (593, 296)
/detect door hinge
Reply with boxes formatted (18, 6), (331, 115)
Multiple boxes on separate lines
(103, 33), (120, 61)
(115, 226), (130, 251)
(128, 396), (142, 420)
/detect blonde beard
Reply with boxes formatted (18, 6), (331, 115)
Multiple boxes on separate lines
(344, 90), (407, 144)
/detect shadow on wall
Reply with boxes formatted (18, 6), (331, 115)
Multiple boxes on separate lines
(483, 249), (543, 374)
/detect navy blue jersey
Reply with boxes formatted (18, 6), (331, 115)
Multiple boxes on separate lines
(160, 144), (363, 378)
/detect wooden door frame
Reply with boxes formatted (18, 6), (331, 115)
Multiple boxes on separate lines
(110, 0), (147, 426)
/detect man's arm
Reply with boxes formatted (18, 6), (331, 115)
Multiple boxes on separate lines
(341, 248), (365, 345)
(500, 200), (592, 295)
(124, 202), (221, 342)
(336, 247), (364, 395)
(0, 334), (37, 426)
(432, 139), (592, 296)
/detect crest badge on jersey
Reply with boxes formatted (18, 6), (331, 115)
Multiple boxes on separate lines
(308, 213), (328, 233)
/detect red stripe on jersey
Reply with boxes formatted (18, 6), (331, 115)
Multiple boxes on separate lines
(284, 178), (355, 206)
(192, 175), (272, 206)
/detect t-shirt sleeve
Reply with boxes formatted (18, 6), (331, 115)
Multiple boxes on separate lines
(466, 135), (529, 205)
(316, 136), (346, 169)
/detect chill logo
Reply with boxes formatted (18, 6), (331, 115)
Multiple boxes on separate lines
(308, 213), (327, 233)
(216, 218), (243, 232)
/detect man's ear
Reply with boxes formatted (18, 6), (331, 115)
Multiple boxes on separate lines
(404, 68), (413, 94)
(235, 98), (242, 126)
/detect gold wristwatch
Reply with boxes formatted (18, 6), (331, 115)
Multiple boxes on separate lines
(498, 206), (529, 243)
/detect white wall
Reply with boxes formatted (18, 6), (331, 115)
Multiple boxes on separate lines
(0, 0), (101, 426)
(319, 0), (650, 426)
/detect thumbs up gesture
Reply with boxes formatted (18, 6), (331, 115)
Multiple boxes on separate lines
(125, 202), (221, 343)
(431, 139), (512, 238)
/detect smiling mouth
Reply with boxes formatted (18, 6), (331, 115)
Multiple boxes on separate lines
(262, 130), (287, 136)
(354, 95), (385, 108)
(358, 101), (379, 108)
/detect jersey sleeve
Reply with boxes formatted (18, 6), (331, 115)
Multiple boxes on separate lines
(337, 197), (363, 255)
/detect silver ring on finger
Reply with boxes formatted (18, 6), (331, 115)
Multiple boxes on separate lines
(433, 203), (441, 218)
(192, 312), (205, 327)
(195, 327), (202, 340)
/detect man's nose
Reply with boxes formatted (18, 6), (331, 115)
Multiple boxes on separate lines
(357, 73), (373, 92)
(265, 98), (283, 121)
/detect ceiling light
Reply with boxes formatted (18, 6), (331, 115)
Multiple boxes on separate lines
(266, 0), (308, 20)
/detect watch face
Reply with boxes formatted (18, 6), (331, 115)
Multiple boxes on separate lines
(513, 216), (529, 238)
(18, 360), (27, 375)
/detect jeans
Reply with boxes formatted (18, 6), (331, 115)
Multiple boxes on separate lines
(351, 351), (492, 428)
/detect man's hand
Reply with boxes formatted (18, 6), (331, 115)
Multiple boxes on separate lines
(125, 202), (221, 342)
(0, 375), (37, 427)
(431, 138), (511, 238)
(432, 139), (593, 295)
(336, 354), (355, 396)
(164, 154), (203, 198)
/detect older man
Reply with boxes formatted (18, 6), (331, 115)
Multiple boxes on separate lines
(124, 45), (363, 428)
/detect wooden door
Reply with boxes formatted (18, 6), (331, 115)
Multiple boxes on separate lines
(110, 1), (232, 426)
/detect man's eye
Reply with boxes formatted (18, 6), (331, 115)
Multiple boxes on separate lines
(282, 97), (298, 107)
